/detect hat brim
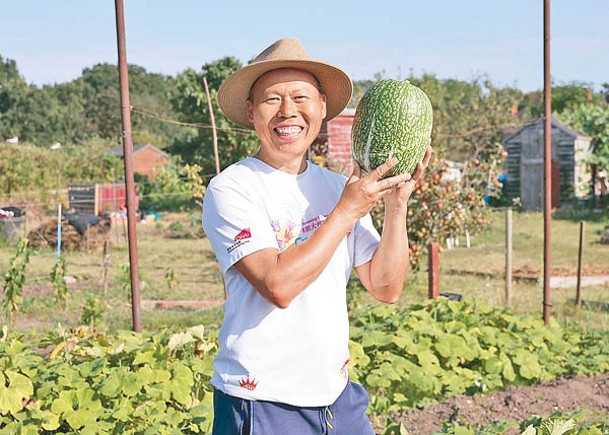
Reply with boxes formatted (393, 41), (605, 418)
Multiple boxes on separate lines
(217, 59), (353, 130)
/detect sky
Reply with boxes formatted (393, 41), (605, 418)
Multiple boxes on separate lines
(1, 0), (608, 93)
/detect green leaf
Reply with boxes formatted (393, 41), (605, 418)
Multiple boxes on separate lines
(51, 390), (76, 414)
(539, 417), (577, 435)
(99, 371), (123, 397)
(132, 349), (158, 366)
(0, 371), (34, 416)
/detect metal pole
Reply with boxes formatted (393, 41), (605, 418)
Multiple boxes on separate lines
(575, 221), (584, 307)
(114, 0), (142, 332)
(56, 203), (62, 262)
(203, 76), (221, 175)
(505, 208), (513, 307)
(543, 0), (552, 325)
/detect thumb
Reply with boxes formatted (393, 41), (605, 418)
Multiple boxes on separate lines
(349, 160), (362, 182)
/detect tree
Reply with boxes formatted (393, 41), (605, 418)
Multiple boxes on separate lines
(559, 103), (609, 172)
(170, 57), (259, 177)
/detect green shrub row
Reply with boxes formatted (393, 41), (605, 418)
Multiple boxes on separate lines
(0, 325), (216, 434)
(348, 298), (609, 415)
(1, 298), (608, 433)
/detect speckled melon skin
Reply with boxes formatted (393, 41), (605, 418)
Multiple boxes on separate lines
(351, 79), (433, 177)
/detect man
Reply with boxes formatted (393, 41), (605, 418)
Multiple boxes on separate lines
(203, 37), (431, 434)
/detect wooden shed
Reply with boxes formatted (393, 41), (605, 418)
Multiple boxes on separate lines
(68, 183), (140, 216)
(503, 116), (591, 211)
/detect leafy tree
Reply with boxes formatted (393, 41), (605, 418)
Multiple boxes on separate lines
(559, 103), (609, 172)
(407, 73), (522, 165)
(82, 63), (184, 146)
(170, 57), (259, 176)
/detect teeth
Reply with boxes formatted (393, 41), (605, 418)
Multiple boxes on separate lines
(275, 127), (302, 135)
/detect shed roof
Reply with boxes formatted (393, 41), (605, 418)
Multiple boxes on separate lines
(504, 115), (591, 144)
(107, 143), (169, 158)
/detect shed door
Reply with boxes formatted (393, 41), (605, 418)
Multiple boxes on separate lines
(521, 160), (543, 210)
(521, 129), (544, 211)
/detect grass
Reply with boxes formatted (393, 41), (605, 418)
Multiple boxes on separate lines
(1, 207), (608, 337)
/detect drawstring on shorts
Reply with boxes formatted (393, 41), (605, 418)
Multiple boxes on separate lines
(320, 406), (334, 432)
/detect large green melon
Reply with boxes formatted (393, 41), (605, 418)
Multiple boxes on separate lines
(351, 79), (433, 177)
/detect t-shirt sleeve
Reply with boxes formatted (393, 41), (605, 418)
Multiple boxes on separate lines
(352, 212), (381, 268)
(202, 184), (279, 273)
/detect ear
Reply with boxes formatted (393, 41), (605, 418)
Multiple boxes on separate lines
(320, 94), (327, 119)
(246, 100), (254, 123)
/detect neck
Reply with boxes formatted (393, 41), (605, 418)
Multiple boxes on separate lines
(253, 151), (308, 174)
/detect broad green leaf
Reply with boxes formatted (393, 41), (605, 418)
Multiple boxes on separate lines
(51, 390), (76, 414)
(65, 408), (95, 430)
(168, 331), (195, 352)
(99, 371), (123, 397)
(132, 349), (157, 366)
(484, 356), (503, 374)
(0, 371), (34, 416)
(539, 417), (577, 435)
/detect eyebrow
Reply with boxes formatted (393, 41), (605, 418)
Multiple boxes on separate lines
(248, 79), (324, 102)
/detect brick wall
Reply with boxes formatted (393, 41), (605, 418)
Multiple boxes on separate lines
(326, 109), (355, 174)
(133, 147), (169, 178)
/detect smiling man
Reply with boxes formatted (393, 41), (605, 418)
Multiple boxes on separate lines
(203, 38), (431, 434)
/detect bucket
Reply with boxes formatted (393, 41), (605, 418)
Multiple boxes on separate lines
(0, 216), (25, 241)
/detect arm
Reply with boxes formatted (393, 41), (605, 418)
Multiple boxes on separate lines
(234, 158), (413, 308)
(356, 145), (432, 303)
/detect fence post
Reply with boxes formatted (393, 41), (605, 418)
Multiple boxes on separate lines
(505, 208), (513, 306)
(575, 221), (585, 308)
(428, 242), (440, 299)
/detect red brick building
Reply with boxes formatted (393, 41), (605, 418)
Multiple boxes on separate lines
(108, 144), (169, 179)
(312, 108), (355, 175)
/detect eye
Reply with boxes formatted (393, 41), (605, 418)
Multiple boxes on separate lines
(294, 95), (309, 101)
(265, 96), (280, 103)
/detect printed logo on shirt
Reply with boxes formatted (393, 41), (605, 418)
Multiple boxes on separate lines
(234, 228), (251, 241)
(270, 219), (300, 251)
(227, 227), (251, 253)
(239, 376), (259, 391)
(271, 215), (329, 250)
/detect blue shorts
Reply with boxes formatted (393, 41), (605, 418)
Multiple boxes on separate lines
(212, 381), (375, 434)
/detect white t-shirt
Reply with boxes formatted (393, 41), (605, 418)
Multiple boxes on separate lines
(202, 157), (381, 406)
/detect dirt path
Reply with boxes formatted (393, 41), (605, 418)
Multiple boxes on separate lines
(390, 373), (609, 434)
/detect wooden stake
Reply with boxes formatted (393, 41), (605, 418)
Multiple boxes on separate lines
(575, 221), (584, 308)
(203, 76), (220, 175)
(100, 240), (111, 294)
(505, 208), (513, 306)
(428, 242), (440, 299)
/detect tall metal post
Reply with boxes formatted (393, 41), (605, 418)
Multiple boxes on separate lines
(543, 0), (552, 325)
(114, 0), (142, 332)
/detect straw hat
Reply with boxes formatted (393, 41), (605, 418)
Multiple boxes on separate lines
(217, 38), (353, 130)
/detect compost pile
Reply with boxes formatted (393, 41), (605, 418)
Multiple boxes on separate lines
(28, 213), (111, 251)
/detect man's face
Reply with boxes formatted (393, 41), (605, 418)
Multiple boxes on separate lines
(247, 68), (327, 163)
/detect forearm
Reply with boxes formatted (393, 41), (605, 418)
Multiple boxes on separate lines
(367, 204), (410, 303)
(238, 205), (357, 308)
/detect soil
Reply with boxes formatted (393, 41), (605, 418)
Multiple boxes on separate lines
(449, 264), (609, 282)
(390, 373), (609, 434)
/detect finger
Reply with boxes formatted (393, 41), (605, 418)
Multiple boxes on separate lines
(350, 159), (362, 179)
(379, 172), (412, 191)
(422, 144), (432, 166)
(411, 145), (433, 181)
(371, 157), (399, 180)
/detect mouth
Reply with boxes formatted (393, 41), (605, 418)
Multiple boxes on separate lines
(273, 126), (303, 139)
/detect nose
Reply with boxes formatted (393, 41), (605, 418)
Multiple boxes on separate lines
(278, 97), (296, 118)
